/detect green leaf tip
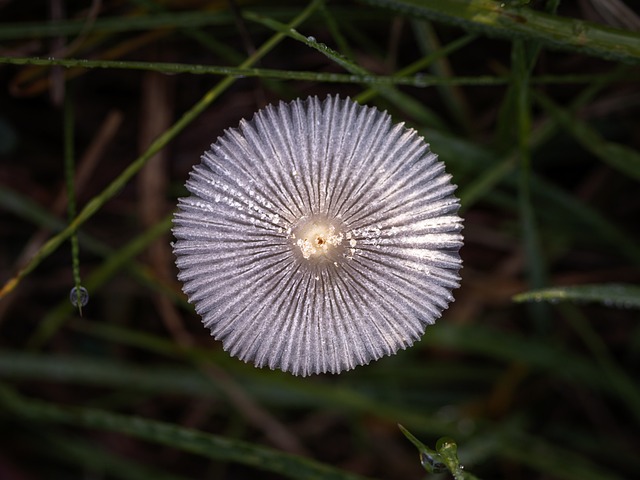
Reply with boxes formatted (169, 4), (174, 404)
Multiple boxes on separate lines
(513, 284), (640, 309)
(398, 425), (479, 479)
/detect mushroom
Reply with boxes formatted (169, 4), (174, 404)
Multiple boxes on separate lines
(172, 95), (463, 376)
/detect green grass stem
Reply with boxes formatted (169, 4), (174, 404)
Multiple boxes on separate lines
(63, 83), (86, 315)
(0, 55), (508, 88)
(0, 383), (373, 480)
(360, 0), (640, 64)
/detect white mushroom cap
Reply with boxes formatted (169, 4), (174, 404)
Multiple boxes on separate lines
(172, 95), (463, 376)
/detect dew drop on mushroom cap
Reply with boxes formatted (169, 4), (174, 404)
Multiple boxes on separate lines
(172, 95), (463, 376)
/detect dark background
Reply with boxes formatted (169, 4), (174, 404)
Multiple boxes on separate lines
(1, 1), (639, 479)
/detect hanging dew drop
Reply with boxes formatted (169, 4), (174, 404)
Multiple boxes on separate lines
(420, 452), (447, 473)
(69, 286), (89, 308)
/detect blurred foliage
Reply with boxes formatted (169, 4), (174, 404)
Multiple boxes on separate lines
(1, 0), (639, 479)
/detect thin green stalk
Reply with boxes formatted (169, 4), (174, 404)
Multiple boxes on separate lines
(0, 0), (322, 300)
(514, 284), (640, 309)
(0, 55), (507, 88)
(64, 83), (86, 315)
(531, 71), (640, 84)
(318, 0), (355, 64)
(0, 185), (186, 304)
(28, 215), (175, 349)
(512, 39), (548, 329)
(360, 0), (640, 64)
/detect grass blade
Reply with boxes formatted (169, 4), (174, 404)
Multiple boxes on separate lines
(534, 91), (640, 182)
(0, 384), (373, 480)
(360, 0), (640, 64)
(513, 283), (640, 309)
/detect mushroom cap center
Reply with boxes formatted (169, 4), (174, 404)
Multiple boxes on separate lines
(291, 215), (345, 262)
